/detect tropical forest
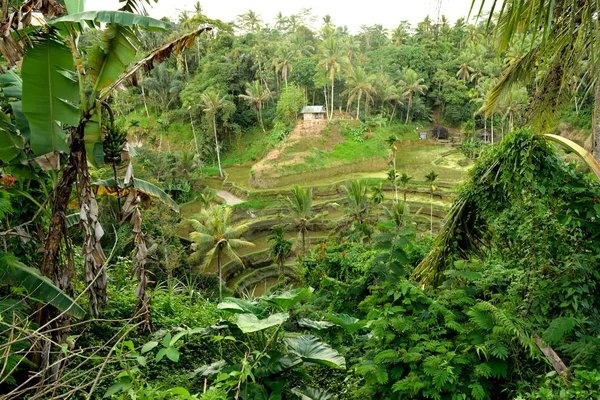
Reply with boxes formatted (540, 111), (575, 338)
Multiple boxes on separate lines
(2, 0), (600, 398)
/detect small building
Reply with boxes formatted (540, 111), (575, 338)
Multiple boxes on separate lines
(301, 106), (326, 121)
(479, 129), (491, 144)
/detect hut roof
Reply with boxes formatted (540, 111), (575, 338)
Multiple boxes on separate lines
(301, 106), (326, 114)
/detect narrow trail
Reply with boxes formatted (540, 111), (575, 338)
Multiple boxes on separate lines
(216, 190), (245, 205)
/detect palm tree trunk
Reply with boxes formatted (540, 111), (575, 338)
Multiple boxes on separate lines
(403, 188), (407, 203)
(258, 103), (265, 132)
(389, 103), (397, 126)
(323, 86), (329, 119)
(405, 96), (412, 124)
(430, 192), (433, 235)
(189, 110), (199, 156)
(217, 250), (222, 302)
(356, 92), (361, 120)
(213, 114), (224, 178)
(301, 229), (306, 257)
(331, 77), (335, 120)
(141, 84), (150, 119)
(491, 114), (494, 144)
(593, 84), (600, 161)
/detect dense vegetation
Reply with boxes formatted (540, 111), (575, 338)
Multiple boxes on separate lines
(1, 0), (600, 399)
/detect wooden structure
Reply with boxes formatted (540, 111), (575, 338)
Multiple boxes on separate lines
(301, 106), (326, 121)
(431, 125), (450, 140)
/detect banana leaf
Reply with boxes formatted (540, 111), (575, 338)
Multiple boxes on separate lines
(50, 11), (170, 32)
(88, 25), (138, 95)
(21, 33), (79, 158)
(91, 177), (180, 213)
(0, 253), (86, 318)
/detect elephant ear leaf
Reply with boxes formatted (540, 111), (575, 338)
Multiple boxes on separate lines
(0, 252), (86, 318)
(284, 335), (346, 369)
(291, 386), (333, 400)
(235, 313), (289, 334)
(22, 33), (80, 160)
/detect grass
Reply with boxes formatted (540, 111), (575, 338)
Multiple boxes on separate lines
(395, 142), (472, 183)
(222, 127), (279, 166)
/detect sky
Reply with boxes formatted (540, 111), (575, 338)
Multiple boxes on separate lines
(85, 0), (483, 32)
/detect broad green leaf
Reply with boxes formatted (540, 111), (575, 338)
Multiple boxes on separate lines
(51, 11), (170, 32)
(88, 24), (137, 96)
(0, 130), (23, 163)
(254, 351), (302, 378)
(136, 356), (146, 366)
(64, 0), (84, 14)
(235, 313), (288, 334)
(165, 346), (180, 362)
(22, 34), (79, 158)
(325, 313), (365, 334)
(155, 347), (167, 362)
(140, 341), (158, 353)
(218, 297), (267, 317)
(0, 252), (86, 318)
(297, 318), (334, 330)
(265, 287), (313, 311)
(91, 177), (180, 213)
(284, 335), (346, 369)
(84, 108), (104, 167)
(0, 70), (22, 99)
(291, 386), (333, 400)
(167, 387), (191, 396)
(10, 102), (30, 141)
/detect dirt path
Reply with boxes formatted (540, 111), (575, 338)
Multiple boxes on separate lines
(217, 190), (245, 205)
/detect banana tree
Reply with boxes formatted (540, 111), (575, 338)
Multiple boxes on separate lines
(0, 0), (211, 344)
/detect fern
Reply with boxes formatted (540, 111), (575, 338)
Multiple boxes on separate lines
(542, 317), (577, 345)
(375, 349), (400, 364)
(486, 340), (509, 360)
(469, 383), (486, 400)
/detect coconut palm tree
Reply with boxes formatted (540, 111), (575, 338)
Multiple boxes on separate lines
(200, 89), (231, 178)
(285, 186), (322, 256)
(239, 80), (273, 132)
(400, 67), (427, 124)
(343, 65), (376, 121)
(387, 168), (399, 203)
(318, 37), (348, 120)
(472, 0), (600, 158)
(267, 226), (293, 277)
(425, 171), (439, 235)
(188, 205), (254, 301)
(342, 179), (370, 230)
(399, 172), (412, 203)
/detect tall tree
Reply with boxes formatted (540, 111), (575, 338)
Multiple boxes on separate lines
(239, 80), (273, 132)
(267, 226), (293, 277)
(472, 0), (600, 159)
(188, 205), (253, 301)
(425, 170), (438, 235)
(200, 89), (232, 178)
(343, 65), (375, 120)
(400, 67), (427, 124)
(285, 186), (320, 256)
(318, 37), (347, 120)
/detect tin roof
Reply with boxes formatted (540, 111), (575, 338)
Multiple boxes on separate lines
(301, 106), (326, 114)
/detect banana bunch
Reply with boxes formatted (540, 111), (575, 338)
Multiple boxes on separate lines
(103, 125), (127, 165)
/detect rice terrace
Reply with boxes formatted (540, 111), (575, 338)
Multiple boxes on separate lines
(1, 0), (600, 398)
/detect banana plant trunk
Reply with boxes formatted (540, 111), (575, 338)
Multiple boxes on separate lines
(218, 250), (222, 302)
(213, 114), (224, 178)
